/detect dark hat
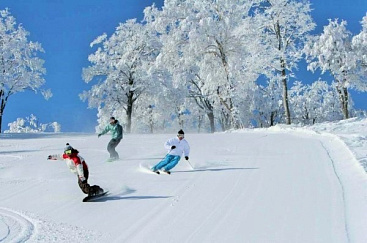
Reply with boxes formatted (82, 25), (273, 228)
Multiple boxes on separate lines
(64, 143), (73, 154)
(110, 117), (116, 120)
(178, 129), (184, 134)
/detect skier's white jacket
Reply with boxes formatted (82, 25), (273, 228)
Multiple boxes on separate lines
(165, 137), (190, 157)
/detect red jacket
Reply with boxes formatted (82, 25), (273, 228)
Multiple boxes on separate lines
(47, 152), (89, 178)
(62, 153), (88, 172)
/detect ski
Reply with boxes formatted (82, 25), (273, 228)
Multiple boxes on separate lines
(138, 164), (171, 175)
(152, 169), (171, 174)
(152, 169), (170, 174)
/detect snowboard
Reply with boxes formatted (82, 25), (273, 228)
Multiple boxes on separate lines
(83, 191), (109, 202)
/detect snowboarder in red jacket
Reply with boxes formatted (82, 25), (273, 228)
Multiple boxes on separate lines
(47, 143), (104, 196)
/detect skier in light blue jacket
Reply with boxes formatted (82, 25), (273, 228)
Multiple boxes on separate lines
(152, 129), (190, 174)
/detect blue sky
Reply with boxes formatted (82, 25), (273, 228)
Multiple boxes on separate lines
(0, 0), (366, 132)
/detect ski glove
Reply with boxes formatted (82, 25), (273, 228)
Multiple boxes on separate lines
(171, 146), (176, 149)
(185, 156), (189, 160)
(47, 155), (57, 160)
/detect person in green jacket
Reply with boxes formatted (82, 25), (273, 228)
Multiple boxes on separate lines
(98, 117), (123, 161)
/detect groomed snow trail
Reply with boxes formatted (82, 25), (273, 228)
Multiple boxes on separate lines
(0, 131), (365, 242)
(120, 133), (349, 243)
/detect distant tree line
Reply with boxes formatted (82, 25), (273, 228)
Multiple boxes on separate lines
(82, 0), (367, 133)
(5, 114), (60, 133)
(1, 1), (367, 134)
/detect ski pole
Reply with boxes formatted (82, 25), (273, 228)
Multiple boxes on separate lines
(186, 159), (194, 170)
(159, 148), (172, 161)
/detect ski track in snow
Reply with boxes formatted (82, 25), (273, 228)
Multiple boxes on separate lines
(0, 154), (23, 159)
(0, 208), (34, 243)
(0, 207), (106, 243)
(318, 140), (350, 242)
(120, 172), (196, 242)
(185, 168), (252, 242)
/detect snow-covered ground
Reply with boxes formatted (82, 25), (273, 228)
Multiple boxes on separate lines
(0, 118), (366, 242)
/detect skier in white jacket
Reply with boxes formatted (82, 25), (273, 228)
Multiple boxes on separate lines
(152, 129), (190, 174)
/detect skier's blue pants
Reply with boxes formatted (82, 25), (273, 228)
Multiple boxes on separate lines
(152, 155), (181, 171)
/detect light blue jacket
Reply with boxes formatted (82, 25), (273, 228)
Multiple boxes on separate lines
(100, 121), (123, 140)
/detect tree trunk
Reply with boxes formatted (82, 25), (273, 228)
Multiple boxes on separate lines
(281, 59), (291, 125)
(215, 39), (239, 130)
(149, 122), (154, 134)
(343, 87), (349, 119)
(270, 111), (276, 126)
(197, 115), (202, 133)
(148, 105), (154, 134)
(207, 112), (215, 133)
(275, 20), (291, 125)
(178, 113), (184, 128)
(336, 85), (349, 119)
(0, 112), (2, 133)
(0, 89), (7, 133)
(126, 91), (133, 133)
(220, 110), (232, 131)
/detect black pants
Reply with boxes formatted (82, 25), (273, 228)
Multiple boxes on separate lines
(107, 138), (121, 159)
(77, 169), (101, 195)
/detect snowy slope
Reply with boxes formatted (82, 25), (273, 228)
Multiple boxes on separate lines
(0, 119), (366, 243)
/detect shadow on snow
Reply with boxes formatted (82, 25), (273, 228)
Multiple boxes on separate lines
(87, 195), (171, 202)
(175, 167), (259, 173)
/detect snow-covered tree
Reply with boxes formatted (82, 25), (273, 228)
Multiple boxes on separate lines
(49, 122), (61, 133)
(0, 9), (48, 133)
(252, 79), (284, 127)
(352, 14), (367, 90)
(253, 0), (316, 124)
(187, 74), (216, 133)
(5, 114), (61, 133)
(134, 104), (160, 133)
(304, 19), (359, 119)
(133, 92), (164, 133)
(81, 19), (161, 133)
(289, 80), (344, 124)
(144, 0), (260, 132)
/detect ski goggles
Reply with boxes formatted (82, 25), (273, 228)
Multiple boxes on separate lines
(177, 134), (184, 138)
(65, 149), (72, 155)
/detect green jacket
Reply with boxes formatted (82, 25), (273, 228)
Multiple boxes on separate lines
(100, 121), (123, 140)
